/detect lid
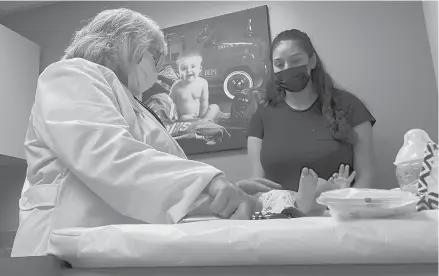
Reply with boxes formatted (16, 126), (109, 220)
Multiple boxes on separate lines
(394, 129), (432, 165)
(317, 188), (419, 205)
(179, 216), (222, 223)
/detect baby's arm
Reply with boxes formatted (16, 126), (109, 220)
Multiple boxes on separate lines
(170, 81), (182, 112)
(199, 79), (209, 117)
(169, 82), (178, 103)
(170, 81), (183, 120)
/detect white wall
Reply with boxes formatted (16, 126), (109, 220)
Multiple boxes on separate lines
(0, 25), (40, 159)
(0, 1), (436, 206)
(422, 0), (438, 86)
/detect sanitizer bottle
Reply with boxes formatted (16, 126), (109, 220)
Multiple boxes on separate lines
(394, 129), (432, 193)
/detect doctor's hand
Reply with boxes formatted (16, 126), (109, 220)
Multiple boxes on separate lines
(235, 178), (282, 195)
(208, 176), (262, 220)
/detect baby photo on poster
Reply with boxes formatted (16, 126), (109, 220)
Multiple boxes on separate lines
(143, 6), (271, 155)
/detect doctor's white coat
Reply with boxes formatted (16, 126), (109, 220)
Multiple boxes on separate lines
(11, 58), (223, 257)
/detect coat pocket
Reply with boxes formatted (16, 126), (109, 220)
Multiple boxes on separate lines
(19, 184), (59, 211)
(13, 184), (60, 257)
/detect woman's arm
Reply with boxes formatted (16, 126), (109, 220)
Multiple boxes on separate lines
(33, 60), (223, 224)
(247, 106), (266, 179)
(352, 121), (376, 188)
(247, 137), (265, 178)
(339, 91), (376, 188)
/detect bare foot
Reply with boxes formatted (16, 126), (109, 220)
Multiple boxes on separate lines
(296, 168), (318, 213)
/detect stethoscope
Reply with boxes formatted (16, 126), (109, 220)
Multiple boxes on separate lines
(127, 50), (167, 129)
(134, 97), (166, 128)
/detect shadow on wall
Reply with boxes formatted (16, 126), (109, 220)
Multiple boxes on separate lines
(0, 163), (26, 233)
(0, 231), (16, 257)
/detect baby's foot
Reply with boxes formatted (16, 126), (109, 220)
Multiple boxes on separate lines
(297, 168), (319, 213)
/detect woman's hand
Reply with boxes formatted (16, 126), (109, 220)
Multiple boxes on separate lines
(208, 176), (262, 219)
(235, 178), (282, 195)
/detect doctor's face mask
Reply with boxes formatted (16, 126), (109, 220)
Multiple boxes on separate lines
(127, 50), (162, 97)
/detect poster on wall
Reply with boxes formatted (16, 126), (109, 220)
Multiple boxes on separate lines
(143, 6), (271, 155)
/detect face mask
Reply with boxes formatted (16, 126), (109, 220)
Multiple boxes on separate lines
(127, 52), (158, 98)
(274, 65), (311, 93)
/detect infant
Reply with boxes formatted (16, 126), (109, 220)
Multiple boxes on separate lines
(182, 165), (355, 221)
(258, 165), (356, 216)
(170, 51), (220, 122)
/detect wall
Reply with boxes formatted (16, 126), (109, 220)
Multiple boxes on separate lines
(422, 0), (438, 86)
(0, 25), (40, 159)
(0, 1), (438, 231)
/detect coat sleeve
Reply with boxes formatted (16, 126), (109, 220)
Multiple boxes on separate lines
(32, 60), (223, 224)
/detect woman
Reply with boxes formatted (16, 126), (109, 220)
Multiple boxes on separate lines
(248, 29), (376, 192)
(12, 8), (274, 257)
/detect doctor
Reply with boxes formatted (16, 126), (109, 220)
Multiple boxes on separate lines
(12, 8), (277, 257)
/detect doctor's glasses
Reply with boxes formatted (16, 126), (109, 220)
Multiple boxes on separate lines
(148, 47), (164, 71)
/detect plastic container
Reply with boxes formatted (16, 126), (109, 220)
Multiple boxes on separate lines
(395, 161), (423, 193)
(317, 188), (420, 219)
(394, 129), (432, 193)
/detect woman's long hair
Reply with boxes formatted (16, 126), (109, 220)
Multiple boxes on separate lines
(265, 29), (354, 143)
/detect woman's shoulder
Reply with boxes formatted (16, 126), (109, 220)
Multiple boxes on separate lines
(334, 89), (361, 101)
(41, 58), (112, 79)
(254, 102), (274, 116)
(333, 89), (368, 110)
(333, 89), (376, 127)
(38, 58), (126, 102)
(257, 99), (283, 110)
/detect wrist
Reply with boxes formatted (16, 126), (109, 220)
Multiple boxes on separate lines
(207, 173), (227, 196)
(254, 199), (263, 213)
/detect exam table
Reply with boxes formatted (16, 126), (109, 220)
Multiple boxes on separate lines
(3, 211), (438, 276)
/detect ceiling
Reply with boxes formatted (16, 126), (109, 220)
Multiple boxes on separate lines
(0, 1), (57, 18)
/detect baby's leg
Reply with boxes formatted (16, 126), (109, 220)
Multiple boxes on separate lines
(308, 174), (341, 216)
(315, 172), (350, 198)
(202, 104), (220, 121)
(178, 114), (198, 122)
(296, 168), (318, 214)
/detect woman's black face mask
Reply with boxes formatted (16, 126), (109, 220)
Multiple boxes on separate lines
(274, 65), (311, 92)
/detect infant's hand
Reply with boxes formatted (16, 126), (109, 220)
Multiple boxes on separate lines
(316, 165), (356, 197)
(331, 164), (356, 189)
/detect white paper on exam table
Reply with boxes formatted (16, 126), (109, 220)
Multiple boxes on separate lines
(49, 210), (438, 268)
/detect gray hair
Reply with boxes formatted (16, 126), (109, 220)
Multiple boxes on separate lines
(63, 8), (166, 73)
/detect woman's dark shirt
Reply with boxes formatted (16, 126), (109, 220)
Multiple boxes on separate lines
(247, 90), (375, 191)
